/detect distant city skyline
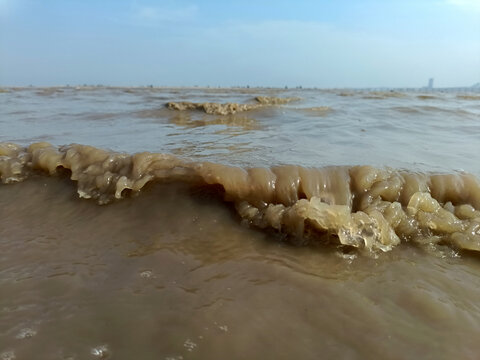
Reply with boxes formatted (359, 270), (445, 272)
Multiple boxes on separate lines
(0, 0), (479, 88)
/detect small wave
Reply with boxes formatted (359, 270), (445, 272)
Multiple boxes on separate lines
(165, 96), (301, 115)
(417, 105), (472, 115)
(73, 86), (99, 91)
(35, 88), (65, 96)
(336, 92), (356, 97)
(417, 95), (437, 100)
(296, 106), (332, 115)
(457, 95), (480, 101)
(166, 101), (261, 115)
(254, 96), (300, 105)
(362, 91), (406, 99)
(392, 106), (422, 114)
(1, 142), (480, 255)
(393, 105), (473, 116)
(169, 113), (261, 130)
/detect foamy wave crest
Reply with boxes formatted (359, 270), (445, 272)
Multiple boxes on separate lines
(1, 142), (480, 253)
(166, 96), (301, 115)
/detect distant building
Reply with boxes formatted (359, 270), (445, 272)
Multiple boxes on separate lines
(428, 78), (434, 89)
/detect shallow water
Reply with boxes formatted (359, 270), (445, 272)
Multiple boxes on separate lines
(1, 87), (479, 173)
(1, 87), (480, 359)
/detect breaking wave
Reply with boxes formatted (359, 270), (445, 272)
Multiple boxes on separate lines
(1, 142), (480, 254)
(166, 96), (301, 115)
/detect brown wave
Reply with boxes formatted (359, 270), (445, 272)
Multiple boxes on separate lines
(457, 95), (480, 100)
(362, 91), (406, 99)
(417, 95), (437, 100)
(166, 96), (301, 115)
(336, 91), (407, 99)
(1, 142), (480, 254)
(254, 96), (300, 105)
(166, 101), (261, 115)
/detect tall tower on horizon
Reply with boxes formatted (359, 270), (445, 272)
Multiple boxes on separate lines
(428, 78), (434, 89)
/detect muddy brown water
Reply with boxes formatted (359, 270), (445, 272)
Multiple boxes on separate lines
(1, 87), (480, 359)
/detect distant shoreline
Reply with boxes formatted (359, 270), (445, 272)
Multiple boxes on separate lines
(1, 85), (480, 92)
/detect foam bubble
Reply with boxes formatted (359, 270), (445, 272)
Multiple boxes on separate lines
(15, 328), (36, 339)
(91, 344), (109, 358)
(1, 351), (15, 360)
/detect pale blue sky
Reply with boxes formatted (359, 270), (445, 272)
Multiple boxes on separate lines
(0, 0), (479, 87)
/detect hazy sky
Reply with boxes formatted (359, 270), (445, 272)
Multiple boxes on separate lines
(1, 0), (479, 87)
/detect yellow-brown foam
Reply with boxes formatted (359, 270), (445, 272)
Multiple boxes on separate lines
(1, 142), (480, 253)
